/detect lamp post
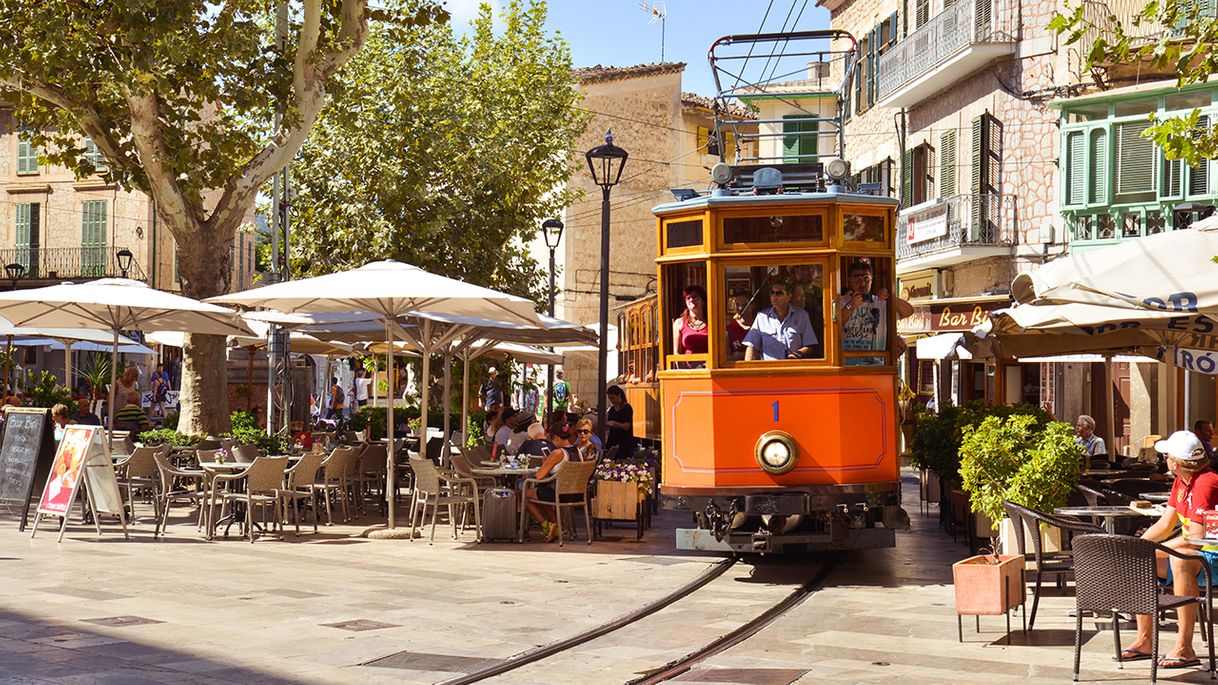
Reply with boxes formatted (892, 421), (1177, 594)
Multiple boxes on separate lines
(2, 263), (23, 397)
(116, 248), (133, 279)
(541, 218), (565, 423)
(585, 129), (628, 441)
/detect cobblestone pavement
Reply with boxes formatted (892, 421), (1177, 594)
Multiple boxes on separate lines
(0, 473), (1215, 684)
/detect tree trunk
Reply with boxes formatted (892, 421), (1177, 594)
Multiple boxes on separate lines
(171, 215), (239, 436)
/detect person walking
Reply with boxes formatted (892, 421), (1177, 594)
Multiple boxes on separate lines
(550, 369), (571, 416)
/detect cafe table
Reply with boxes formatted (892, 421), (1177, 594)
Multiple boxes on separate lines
(471, 466), (539, 488)
(1053, 505), (1160, 534)
(1138, 492), (1171, 504)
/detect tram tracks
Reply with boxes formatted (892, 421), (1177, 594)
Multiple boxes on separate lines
(433, 552), (841, 685)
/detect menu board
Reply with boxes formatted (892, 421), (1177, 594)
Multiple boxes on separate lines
(32, 425), (127, 542)
(0, 407), (53, 531)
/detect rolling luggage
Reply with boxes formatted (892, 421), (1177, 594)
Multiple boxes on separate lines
(481, 487), (517, 541)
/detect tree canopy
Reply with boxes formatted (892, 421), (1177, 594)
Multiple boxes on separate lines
(1052, 0), (1218, 166)
(288, 0), (586, 303)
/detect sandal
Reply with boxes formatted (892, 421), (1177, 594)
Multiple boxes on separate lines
(1158, 655), (1201, 669)
(1114, 648), (1152, 662)
(545, 523), (560, 543)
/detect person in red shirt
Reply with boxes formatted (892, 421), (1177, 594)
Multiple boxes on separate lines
(1123, 430), (1218, 669)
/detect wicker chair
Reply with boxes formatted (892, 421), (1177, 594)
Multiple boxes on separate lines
(279, 452), (325, 535)
(1072, 533), (1216, 683)
(310, 446), (357, 524)
(151, 451), (209, 538)
(1107, 478), (1171, 500)
(115, 446), (162, 518)
(520, 459), (597, 546)
(407, 456), (480, 544)
(211, 456), (289, 543)
(353, 443), (387, 514)
(1002, 501), (1104, 631)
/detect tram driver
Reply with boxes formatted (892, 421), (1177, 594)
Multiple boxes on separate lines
(743, 278), (819, 360)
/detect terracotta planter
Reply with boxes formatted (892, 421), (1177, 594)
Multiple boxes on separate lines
(594, 480), (643, 520)
(952, 554), (1026, 616)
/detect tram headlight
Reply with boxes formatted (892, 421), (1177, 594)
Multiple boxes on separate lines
(754, 431), (799, 475)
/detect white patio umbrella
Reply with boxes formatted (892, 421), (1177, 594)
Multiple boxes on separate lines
(0, 278), (252, 434)
(207, 260), (542, 536)
(1012, 215), (1218, 311)
(0, 321), (142, 391)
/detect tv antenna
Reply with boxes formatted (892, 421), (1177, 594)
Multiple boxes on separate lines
(639, 1), (666, 62)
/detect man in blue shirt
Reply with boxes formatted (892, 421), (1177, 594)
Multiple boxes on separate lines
(743, 279), (819, 360)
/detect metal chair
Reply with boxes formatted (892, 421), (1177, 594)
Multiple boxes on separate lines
(1002, 501), (1104, 631)
(1072, 533), (1216, 683)
(279, 452), (325, 535)
(211, 456), (289, 543)
(151, 451), (209, 538)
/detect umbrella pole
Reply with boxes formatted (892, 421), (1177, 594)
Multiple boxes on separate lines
(1105, 354), (1116, 461)
(420, 320), (432, 456)
(108, 329), (119, 440)
(442, 349), (452, 466)
(461, 351), (470, 454)
(64, 341), (72, 394)
(386, 319), (396, 529)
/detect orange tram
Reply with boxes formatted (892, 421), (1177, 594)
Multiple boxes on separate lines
(649, 165), (911, 554)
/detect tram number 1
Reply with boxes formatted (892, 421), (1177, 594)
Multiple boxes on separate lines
(771, 401), (779, 422)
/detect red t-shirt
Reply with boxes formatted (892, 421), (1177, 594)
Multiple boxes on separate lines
(1169, 466), (1218, 528)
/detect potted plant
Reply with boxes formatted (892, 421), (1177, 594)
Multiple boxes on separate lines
(75, 352), (111, 404)
(960, 414), (1081, 555)
(593, 458), (654, 521)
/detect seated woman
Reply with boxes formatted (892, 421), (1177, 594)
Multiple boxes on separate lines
(524, 423), (580, 543)
(574, 417), (600, 462)
(672, 284), (708, 367)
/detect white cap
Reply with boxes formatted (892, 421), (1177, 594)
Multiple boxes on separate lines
(527, 422), (545, 439)
(1156, 430), (1207, 461)
(487, 366), (497, 374)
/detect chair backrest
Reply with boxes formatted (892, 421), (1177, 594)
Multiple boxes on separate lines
(1108, 478), (1169, 498)
(245, 456), (289, 494)
(425, 436), (444, 462)
(1088, 458), (1110, 470)
(449, 452), (475, 478)
(321, 446), (356, 479)
(233, 444), (262, 463)
(195, 448), (220, 465)
(1072, 533), (1160, 614)
(123, 446), (160, 479)
(286, 452), (325, 488)
(1075, 483), (1108, 507)
(110, 432), (136, 456)
(220, 438), (234, 452)
(556, 459), (597, 497)
(408, 456), (440, 495)
(359, 444), (387, 474)
(1143, 434), (1163, 449)
(343, 445), (367, 478)
(464, 444), (491, 464)
(342, 430), (363, 444)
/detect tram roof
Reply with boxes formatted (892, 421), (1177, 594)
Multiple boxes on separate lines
(651, 189), (900, 216)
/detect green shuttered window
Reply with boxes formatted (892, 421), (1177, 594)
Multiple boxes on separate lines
(81, 200), (107, 277)
(939, 129), (957, 198)
(16, 137), (38, 175)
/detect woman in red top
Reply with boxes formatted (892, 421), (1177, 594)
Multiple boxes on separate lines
(672, 284), (708, 359)
(1123, 430), (1218, 669)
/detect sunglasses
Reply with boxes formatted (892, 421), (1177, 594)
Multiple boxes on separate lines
(770, 289), (788, 296)
(577, 429), (592, 434)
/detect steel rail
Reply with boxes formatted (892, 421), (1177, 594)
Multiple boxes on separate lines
(429, 556), (738, 685)
(626, 552), (843, 684)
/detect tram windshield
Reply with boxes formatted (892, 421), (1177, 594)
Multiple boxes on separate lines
(725, 263), (825, 362)
(838, 256), (895, 366)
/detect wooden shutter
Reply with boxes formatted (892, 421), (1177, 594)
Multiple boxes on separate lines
(971, 116), (984, 196)
(81, 200), (107, 276)
(1065, 131), (1085, 206)
(1162, 156), (1183, 198)
(696, 126), (709, 153)
(866, 28), (877, 106)
(1189, 115), (1211, 196)
(1088, 129), (1107, 204)
(902, 148), (913, 206)
(975, 0), (993, 37)
(888, 12), (900, 44)
(16, 137), (37, 175)
(940, 129), (957, 197)
(782, 116), (817, 163)
(916, 0), (930, 28)
(1115, 121), (1155, 200)
(83, 138), (108, 172)
(972, 114), (1002, 239)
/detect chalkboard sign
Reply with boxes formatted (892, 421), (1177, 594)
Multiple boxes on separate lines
(0, 407), (54, 531)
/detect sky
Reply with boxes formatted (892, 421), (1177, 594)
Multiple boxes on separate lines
(443, 0), (832, 98)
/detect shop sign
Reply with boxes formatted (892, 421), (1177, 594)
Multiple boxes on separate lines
(899, 270), (938, 302)
(1173, 347), (1218, 375)
(897, 309), (933, 335)
(930, 300), (1009, 332)
(905, 205), (948, 244)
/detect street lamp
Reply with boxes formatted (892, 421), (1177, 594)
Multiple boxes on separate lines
(585, 129), (628, 441)
(116, 248), (133, 279)
(541, 218), (565, 424)
(4, 262), (25, 289)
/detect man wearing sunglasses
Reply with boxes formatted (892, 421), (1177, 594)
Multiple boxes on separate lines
(743, 278), (819, 361)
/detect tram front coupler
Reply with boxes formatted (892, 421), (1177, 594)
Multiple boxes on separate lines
(703, 499), (742, 542)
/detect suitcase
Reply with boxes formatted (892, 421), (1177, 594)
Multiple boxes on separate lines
(481, 487), (518, 541)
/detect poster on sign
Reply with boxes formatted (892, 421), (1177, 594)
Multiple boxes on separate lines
(906, 206), (949, 244)
(31, 425), (128, 542)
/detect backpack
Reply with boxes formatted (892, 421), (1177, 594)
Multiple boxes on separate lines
(333, 385), (344, 406)
(553, 381), (569, 404)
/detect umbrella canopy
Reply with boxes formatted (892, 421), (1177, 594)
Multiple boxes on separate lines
(0, 278), (252, 432)
(207, 260), (542, 535)
(147, 330), (353, 356)
(19, 338), (154, 356)
(1012, 216), (1218, 311)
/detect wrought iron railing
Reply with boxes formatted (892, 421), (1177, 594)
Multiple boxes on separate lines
(897, 193), (1016, 261)
(0, 246), (146, 282)
(877, 0), (1017, 100)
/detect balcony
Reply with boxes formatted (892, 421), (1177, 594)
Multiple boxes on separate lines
(877, 0), (1017, 109)
(0, 246), (147, 284)
(1072, 0), (1211, 80)
(896, 194), (1016, 273)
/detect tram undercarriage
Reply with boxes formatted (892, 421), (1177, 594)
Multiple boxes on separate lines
(662, 483), (910, 554)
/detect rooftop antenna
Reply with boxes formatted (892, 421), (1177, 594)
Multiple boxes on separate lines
(639, 1), (666, 62)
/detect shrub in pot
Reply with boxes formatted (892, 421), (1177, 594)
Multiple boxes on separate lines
(959, 414), (1081, 555)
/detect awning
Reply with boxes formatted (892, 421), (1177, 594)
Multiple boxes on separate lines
(915, 332), (973, 360)
(1017, 354), (1160, 364)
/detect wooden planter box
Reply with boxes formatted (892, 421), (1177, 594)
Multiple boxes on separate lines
(952, 554), (1026, 616)
(594, 480), (643, 521)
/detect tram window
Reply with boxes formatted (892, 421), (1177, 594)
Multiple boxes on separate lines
(843, 213), (886, 243)
(666, 219), (703, 249)
(838, 256), (905, 366)
(723, 213), (824, 244)
(724, 263), (824, 362)
(664, 262), (709, 369)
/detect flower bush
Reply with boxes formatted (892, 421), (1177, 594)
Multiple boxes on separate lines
(595, 458), (654, 495)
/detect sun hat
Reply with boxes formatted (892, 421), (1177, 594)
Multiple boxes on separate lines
(1156, 430), (1207, 461)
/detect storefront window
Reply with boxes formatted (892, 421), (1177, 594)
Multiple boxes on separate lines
(723, 262), (824, 362)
